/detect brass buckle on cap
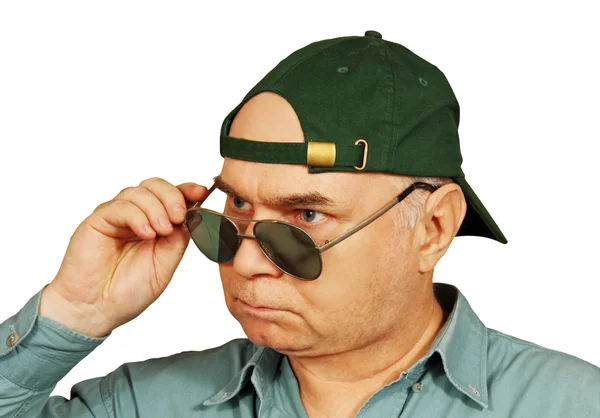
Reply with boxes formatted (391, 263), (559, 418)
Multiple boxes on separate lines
(307, 141), (336, 167)
(353, 139), (368, 171)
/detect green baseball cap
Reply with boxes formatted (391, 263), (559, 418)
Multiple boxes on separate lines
(219, 30), (507, 244)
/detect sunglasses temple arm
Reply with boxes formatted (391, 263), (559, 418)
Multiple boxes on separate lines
(187, 183), (217, 210)
(318, 197), (401, 253)
(318, 183), (436, 253)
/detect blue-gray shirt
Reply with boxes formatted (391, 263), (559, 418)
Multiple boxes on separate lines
(1, 282), (599, 417)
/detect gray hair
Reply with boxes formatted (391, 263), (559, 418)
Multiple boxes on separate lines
(391, 175), (455, 230)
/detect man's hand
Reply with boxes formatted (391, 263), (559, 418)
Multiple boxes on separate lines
(39, 177), (208, 338)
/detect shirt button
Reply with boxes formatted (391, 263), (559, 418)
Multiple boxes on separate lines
(6, 332), (20, 347)
(412, 382), (424, 393)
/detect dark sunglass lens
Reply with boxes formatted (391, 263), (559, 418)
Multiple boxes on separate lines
(254, 222), (322, 280)
(185, 210), (239, 263)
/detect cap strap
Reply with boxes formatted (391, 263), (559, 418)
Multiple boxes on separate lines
(220, 135), (366, 169)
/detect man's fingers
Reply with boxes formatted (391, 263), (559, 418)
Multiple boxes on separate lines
(114, 187), (174, 235)
(95, 200), (155, 239)
(98, 178), (208, 240)
(134, 177), (188, 225)
(176, 182), (209, 209)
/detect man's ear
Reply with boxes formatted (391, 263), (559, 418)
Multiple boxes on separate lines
(417, 183), (467, 273)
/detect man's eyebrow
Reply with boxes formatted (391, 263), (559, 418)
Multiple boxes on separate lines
(212, 175), (337, 208)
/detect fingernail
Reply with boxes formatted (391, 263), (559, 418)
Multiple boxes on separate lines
(159, 216), (171, 228)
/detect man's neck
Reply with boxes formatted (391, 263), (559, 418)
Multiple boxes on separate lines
(288, 293), (448, 417)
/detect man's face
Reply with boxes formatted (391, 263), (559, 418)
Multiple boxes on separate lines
(218, 92), (424, 356)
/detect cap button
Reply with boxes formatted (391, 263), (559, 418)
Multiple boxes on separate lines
(364, 30), (382, 39)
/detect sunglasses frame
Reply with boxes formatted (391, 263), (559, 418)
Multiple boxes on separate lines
(183, 181), (439, 280)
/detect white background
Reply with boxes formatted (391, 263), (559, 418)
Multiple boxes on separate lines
(1, 1), (598, 399)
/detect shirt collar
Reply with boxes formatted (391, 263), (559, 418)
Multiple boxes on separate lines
(202, 342), (282, 407)
(202, 282), (489, 410)
(428, 282), (489, 409)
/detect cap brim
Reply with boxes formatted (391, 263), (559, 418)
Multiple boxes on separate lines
(453, 176), (507, 244)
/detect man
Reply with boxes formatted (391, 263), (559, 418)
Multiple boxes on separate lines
(1, 30), (598, 418)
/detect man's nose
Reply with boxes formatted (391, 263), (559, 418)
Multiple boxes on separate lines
(232, 220), (284, 279)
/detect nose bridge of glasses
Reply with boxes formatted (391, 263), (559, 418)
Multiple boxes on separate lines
(237, 232), (257, 240)
(223, 213), (256, 237)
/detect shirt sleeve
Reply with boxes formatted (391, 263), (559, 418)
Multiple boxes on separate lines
(0, 284), (113, 418)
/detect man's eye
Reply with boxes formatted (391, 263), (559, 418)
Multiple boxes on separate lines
(301, 209), (325, 224)
(232, 196), (247, 209)
(230, 197), (324, 224)
(228, 196), (252, 214)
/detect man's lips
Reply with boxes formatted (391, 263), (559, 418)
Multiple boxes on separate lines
(238, 298), (285, 311)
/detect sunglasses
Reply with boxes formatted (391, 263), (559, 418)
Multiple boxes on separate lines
(183, 181), (438, 281)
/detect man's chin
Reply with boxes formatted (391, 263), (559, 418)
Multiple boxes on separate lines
(241, 320), (290, 347)
(226, 300), (314, 352)
(240, 319), (311, 353)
